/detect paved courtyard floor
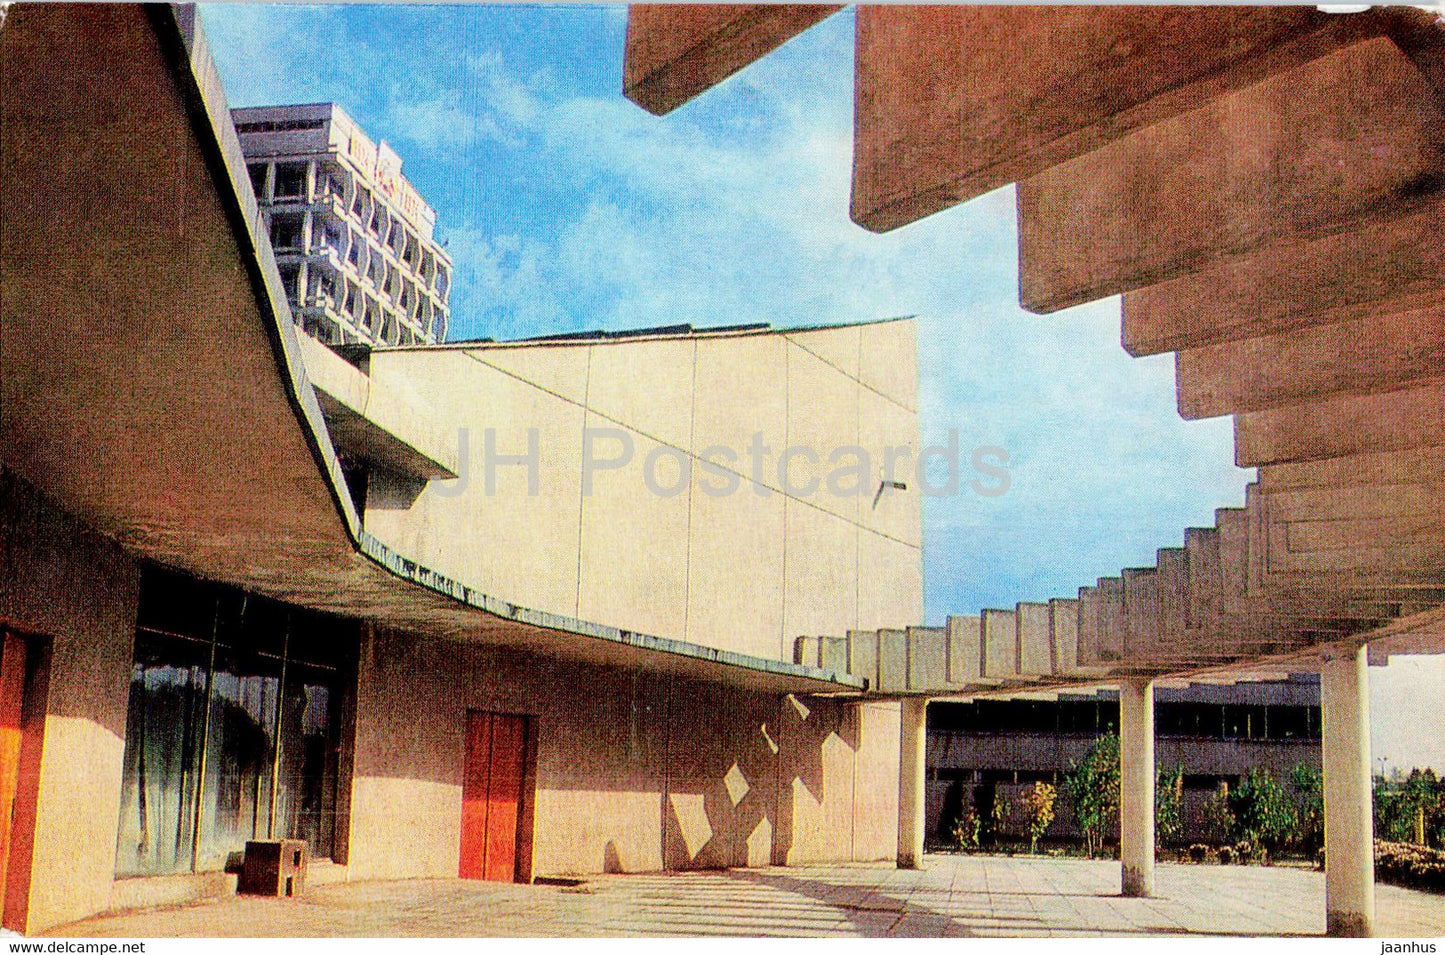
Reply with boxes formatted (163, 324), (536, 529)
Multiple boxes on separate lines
(50, 854), (1445, 938)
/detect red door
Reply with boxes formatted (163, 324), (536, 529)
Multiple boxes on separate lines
(459, 711), (529, 882)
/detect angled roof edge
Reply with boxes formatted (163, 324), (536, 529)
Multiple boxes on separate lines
(380, 314), (918, 353)
(158, 4), (865, 694)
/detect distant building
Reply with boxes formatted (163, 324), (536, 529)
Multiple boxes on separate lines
(926, 676), (1323, 845)
(234, 103), (452, 347)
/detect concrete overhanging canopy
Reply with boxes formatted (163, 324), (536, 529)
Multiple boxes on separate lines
(0, 4), (862, 698)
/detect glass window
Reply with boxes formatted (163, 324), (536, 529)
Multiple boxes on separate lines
(273, 163), (306, 200)
(115, 567), (357, 878)
(114, 630), (210, 877)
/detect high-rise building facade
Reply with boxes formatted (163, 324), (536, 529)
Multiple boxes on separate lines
(234, 103), (452, 347)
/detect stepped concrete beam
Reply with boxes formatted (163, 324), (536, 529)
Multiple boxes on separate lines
(1247, 485), (1272, 595)
(793, 635), (819, 668)
(897, 697), (928, 869)
(1277, 517), (1445, 558)
(1185, 527), (1224, 631)
(1121, 567), (1160, 659)
(947, 614), (983, 683)
(623, 4), (839, 115)
(1119, 678), (1156, 897)
(1048, 599), (1078, 673)
(1014, 602), (1052, 676)
(878, 628), (909, 692)
(981, 608), (1018, 677)
(1076, 586), (1102, 666)
(1321, 645), (1375, 936)
(1099, 576), (1126, 662)
(1263, 484), (1445, 524)
(1124, 200), (1445, 357)
(847, 629), (879, 688)
(905, 625), (948, 691)
(1156, 548), (1190, 654)
(1236, 378), (1445, 467)
(1176, 304), (1445, 419)
(1260, 445), (1445, 493)
(1271, 538), (1445, 576)
(1017, 37), (1445, 314)
(819, 635), (849, 673)
(850, 5), (1345, 233)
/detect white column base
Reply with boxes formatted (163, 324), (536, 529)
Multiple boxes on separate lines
(897, 697), (928, 869)
(1119, 679), (1155, 898)
(1322, 645), (1374, 938)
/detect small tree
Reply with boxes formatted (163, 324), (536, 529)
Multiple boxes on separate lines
(989, 788), (1014, 849)
(1375, 774), (1414, 843)
(1290, 764), (1324, 853)
(1156, 765), (1185, 847)
(1024, 782), (1057, 854)
(1204, 783), (1235, 845)
(1063, 734), (1120, 857)
(1230, 768), (1298, 857)
(1378, 768), (1445, 846)
(951, 804), (981, 852)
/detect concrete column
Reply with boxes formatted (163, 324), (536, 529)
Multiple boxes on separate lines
(897, 697), (928, 869)
(1119, 678), (1155, 897)
(1322, 645), (1374, 937)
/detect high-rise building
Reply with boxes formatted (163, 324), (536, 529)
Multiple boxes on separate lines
(233, 102), (452, 347)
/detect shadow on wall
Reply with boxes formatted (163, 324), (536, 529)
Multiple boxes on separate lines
(660, 686), (853, 870)
(356, 631), (874, 876)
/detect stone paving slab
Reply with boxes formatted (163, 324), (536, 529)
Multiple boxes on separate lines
(47, 854), (1445, 938)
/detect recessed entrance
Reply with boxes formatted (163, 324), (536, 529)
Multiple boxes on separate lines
(459, 711), (533, 883)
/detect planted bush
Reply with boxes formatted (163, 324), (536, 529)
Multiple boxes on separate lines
(1062, 734), (1119, 858)
(1024, 782), (1057, 854)
(951, 805), (981, 853)
(1228, 768), (1297, 858)
(1375, 840), (1445, 894)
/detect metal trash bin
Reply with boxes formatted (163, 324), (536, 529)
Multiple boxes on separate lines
(238, 839), (308, 898)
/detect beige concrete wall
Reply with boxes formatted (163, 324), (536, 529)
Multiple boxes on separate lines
(362, 320), (923, 663)
(346, 629), (902, 880)
(0, 474), (139, 933)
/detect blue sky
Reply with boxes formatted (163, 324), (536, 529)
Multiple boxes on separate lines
(198, 4), (1443, 771)
(200, 4), (1254, 622)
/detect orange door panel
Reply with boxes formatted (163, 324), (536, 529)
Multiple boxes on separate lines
(483, 714), (525, 882)
(459, 711), (530, 883)
(458, 711), (493, 880)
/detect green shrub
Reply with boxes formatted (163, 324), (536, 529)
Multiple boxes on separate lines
(1204, 784), (1235, 845)
(1290, 764), (1324, 853)
(1376, 840), (1445, 894)
(1025, 782), (1057, 854)
(1062, 733), (1119, 858)
(1375, 769), (1445, 847)
(951, 805), (981, 852)
(1156, 765), (1184, 847)
(1229, 768), (1298, 856)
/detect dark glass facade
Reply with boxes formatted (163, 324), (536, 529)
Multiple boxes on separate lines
(930, 696), (1322, 742)
(115, 567), (357, 878)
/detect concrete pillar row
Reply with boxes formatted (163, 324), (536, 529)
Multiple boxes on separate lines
(1322, 645), (1375, 937)
(1119, 678), (1155, 897)
(897, 697), (928, 869)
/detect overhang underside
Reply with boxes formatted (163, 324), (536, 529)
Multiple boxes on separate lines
(0, 3), (860, 699)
